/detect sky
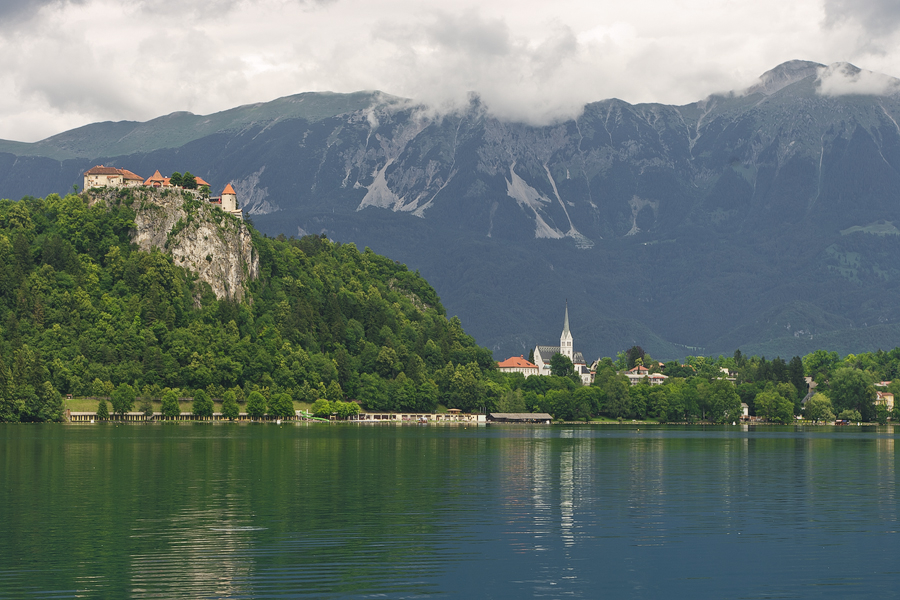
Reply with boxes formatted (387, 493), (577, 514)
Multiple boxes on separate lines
(1, 0), (900, 142)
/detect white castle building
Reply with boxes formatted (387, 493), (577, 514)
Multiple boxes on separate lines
(533, 303), (594, 385)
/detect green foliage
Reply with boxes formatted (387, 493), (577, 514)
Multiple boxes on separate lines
(161, 388), (180, 418)
(182, 172), (197, 190)
(804, 393), (835, 422)
(246, 391), (267, 418)
(111, 383), (136, 416)
(269, 392), (294, 418)
(838, 409), (862, 422)
(169, 172), (183, 187)
(0, 194), (499, 422)
(311, 398), (333, 418)
(829, 367), (876, 422)
(96, 397), (109, 420)
(192, 388), (213, 417)
(221, 390), (239, 420)
(549, 353), (574, 377)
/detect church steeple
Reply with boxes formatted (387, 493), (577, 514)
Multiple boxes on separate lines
(560, 301), (573, 361)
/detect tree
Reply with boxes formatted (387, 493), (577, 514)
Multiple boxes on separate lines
(829, 367), (876, 422)
(96, 397), (109, 420)
(550, 353), (575, 377)
(838, 409), (862, 422)
(755, 389), (793, 424)
(182, 172), (197, 190)
(625, 346), (645, 370)
(700, 379), (742, 424)
(221, 390), (239, 420)
(875, 404), (889, 425)
(334, 400), (360, 419)
(325, 380), (344, 402)
(311, 398), (333, 418)
(804, 393), (835, 423)
(246, 391), (267, 419)
(269, 392), (294, 418)
(110, 383), (136, 417)
(161, 388), (180, 419)
(192, 388), (213, 418)
(169, 172), (183, 187)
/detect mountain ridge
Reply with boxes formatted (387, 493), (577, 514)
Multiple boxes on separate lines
(3, 60), (900, 362)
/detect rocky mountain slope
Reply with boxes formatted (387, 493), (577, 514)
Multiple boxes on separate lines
(89, 187), (258, 301)
(4, 60), (900, 360)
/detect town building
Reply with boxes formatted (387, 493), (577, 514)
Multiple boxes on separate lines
(83, 165), (145, 189)
(497, 355), (539, 377)
(623, 364), (668, 386)
(532, 304), (593, 385)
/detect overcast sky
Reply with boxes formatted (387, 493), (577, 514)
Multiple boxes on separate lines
(1, 0), (899, 142)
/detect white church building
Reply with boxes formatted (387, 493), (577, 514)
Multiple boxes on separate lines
(533, 304), (594, 385)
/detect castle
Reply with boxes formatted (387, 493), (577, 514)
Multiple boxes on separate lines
(82, 165), (242, 219)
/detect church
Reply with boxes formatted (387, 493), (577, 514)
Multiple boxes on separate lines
(533, 304), (594, 385)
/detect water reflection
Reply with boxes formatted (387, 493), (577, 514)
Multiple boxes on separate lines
(3, 425), (900, 598)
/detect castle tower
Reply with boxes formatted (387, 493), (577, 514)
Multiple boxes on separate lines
(221, 183), (237, 212)
(560, 301), (573, 361)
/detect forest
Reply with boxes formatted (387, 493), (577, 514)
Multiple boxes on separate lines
(0, 191), (898, 424)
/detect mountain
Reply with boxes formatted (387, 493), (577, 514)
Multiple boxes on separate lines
(4, 60), (900, 362)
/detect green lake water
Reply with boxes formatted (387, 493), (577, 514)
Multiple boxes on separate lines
(1, 423), (898, 598)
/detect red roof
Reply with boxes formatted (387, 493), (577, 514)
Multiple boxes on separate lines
(222, 183), (236, 195)
(85, 165), (143, 180)
(144, 170), (166, 185)
(628, 365), (649, 373)
(498, 356), (538, 369)
(195, 176), (210, 186)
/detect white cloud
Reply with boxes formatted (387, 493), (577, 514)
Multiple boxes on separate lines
(817, 62), (900, 96)
(1, 0), (900, 142)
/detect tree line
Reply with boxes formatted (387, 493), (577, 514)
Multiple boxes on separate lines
(0, 191), (898, 424)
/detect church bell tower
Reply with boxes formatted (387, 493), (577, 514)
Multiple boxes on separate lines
(560, 302), (573, 361)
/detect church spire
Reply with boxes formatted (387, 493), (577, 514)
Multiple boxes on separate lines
(560, 301), (573, 361)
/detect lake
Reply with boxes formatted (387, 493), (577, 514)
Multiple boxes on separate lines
(0, 423), (897, 599)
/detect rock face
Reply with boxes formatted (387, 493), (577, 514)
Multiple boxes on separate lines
(91, 188), (258, 301)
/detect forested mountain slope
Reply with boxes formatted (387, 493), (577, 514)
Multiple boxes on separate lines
(0, 190), (496, 421)
(4, 61), (900, 360)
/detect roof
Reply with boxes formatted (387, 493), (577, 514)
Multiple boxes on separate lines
(195, 176), (210, 186)
(489, 413), (553, 421)
(85, 165), (120, 175)
(144, 170), (166, 184)
(85, 165), (143, 180)
(562, 302), (570, 336)
(629, 365), (650, 373)
(118, 169), (144, 181)
(222, 183), (236, 195)
(498, 356), (538, 369)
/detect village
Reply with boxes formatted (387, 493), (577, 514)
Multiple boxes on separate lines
(495, 304), (897, 424)
(82, 165), (243, 219)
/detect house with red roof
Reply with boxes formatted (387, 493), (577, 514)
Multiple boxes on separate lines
(497, 356), (539, 377)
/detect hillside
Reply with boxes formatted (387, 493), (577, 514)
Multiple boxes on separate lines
(3, 61), (900, 360)
(0, 189), (496, 422)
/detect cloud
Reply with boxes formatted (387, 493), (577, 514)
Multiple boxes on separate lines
(1, 0), (900, 142)
(816, 62), (900, 96)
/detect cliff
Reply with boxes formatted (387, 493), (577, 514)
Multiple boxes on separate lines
(88, 188), (259, 301)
